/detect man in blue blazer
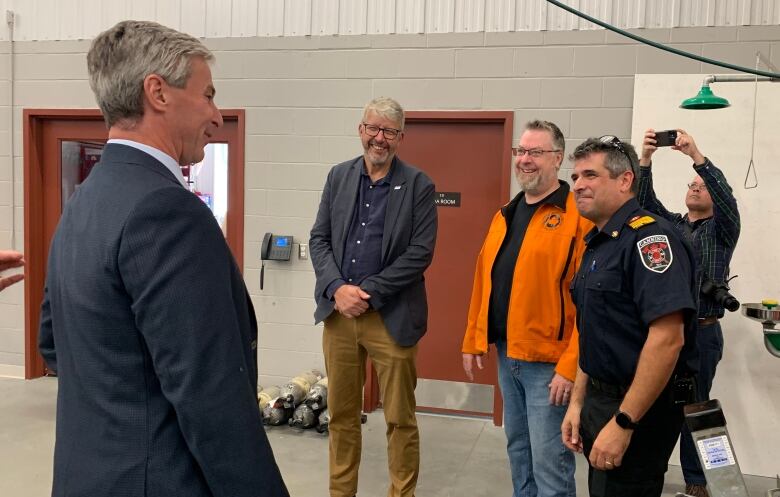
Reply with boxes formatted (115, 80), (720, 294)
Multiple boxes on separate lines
(310, 97), (438, 497)
(38, 21), (288, 497)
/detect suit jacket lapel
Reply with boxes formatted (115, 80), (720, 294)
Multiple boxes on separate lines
(336, 158), (362, 262)
(382, 158), (407, 261)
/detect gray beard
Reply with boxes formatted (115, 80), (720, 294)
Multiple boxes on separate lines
(517, 174), (542, 194)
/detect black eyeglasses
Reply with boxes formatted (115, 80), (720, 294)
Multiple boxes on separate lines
(599, 135), (635, 171)
(511, 147), (561, 158)
(361, 123), (402, 140)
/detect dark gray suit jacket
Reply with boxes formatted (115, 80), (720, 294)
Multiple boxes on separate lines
(310, 156), (437, 346)
(39, 144), (288, 497)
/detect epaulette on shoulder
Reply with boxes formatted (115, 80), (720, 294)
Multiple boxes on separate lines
(627, 215), (656, 230)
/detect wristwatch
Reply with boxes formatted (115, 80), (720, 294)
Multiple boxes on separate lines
(614, 410), (640, 430)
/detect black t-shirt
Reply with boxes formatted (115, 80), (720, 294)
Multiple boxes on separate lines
(488, 188), (559, 343)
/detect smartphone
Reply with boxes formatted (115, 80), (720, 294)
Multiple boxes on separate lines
(654, 129), (678, 147)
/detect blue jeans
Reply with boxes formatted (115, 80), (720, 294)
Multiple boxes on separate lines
(496, 340), (576, 497)
(679, 321), (724, 485)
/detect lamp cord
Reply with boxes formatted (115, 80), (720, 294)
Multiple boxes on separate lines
(744, 54), (760, 189)
(544, 0), (780, 80)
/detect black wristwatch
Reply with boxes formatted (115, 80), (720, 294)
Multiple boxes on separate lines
(614, 410), (640, 430)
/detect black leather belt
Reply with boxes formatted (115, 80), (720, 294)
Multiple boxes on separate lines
(589, 377), (628, 397)
(698, 316), (719, 326)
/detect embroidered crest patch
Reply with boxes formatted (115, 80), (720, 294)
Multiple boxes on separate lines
(544, 213), (562, 229)
(637, 235), (673, 273)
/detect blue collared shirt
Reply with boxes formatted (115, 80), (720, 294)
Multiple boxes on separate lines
(107, 139), (187, 188)
(327, 161), (393, 297)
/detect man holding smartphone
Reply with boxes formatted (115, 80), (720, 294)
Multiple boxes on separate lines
(638, 129), (741, 497)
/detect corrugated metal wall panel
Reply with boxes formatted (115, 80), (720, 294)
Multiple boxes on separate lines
(129, 0), (157, 22)
(258, 0), (285, 36)
(102, 2), (130, 33)
(59, 0), (82, 40)
(396, 0), (425, 33)
(454, 0), (485, 32)
(206, 0), (232, 37)
(484, 0), (515, 32)
(312, 0), (339, 36)
(339, 0), (368, 35)
(367, 0), (396, 34)
(35, 0), (60, 41)
(756, 0), (780, 23)
(284, 0), (312, 36)
(156, 0), (183, 33)
(427, 0), (455, 33)
(548, 0), (581, 30)
(515, 0), (539, 31)
(232, 0), (259, 36)
(1, 0), (778, 41)
(181, 0), (206, 38)
(572, 0), (599, 30)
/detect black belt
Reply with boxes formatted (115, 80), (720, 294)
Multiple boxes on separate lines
(698, 316), (719, 326)
(588, 377), (628, 397)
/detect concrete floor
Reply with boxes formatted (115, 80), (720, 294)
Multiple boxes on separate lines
(0, 377), (775, 497)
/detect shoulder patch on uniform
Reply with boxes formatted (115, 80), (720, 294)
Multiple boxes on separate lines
(637, 235), (673, 273)
(628, 215), (656, 230)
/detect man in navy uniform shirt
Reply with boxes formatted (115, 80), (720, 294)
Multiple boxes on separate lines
(561, 136), (697, 497)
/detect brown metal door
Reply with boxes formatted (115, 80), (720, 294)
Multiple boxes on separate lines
(23, 110), (245, 379)
(365, 112), (513, 424)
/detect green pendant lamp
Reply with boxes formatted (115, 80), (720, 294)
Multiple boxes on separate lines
(680, 85), (730, 109)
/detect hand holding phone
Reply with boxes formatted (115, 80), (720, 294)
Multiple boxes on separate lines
(654, 129), (678, 147)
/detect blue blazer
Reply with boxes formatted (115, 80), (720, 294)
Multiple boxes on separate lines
(39, 144), (288, 497)
(310, 156), (438, 346)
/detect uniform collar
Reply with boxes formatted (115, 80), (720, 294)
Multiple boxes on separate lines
(585, 197), (641, 244)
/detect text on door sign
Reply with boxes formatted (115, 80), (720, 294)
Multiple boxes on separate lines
(434, 192), (461, 207)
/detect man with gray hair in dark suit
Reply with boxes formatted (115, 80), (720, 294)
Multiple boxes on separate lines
(310, 97), (438, 497)
(39, 20), (288, 497)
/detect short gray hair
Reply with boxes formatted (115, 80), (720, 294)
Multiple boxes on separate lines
(524, 120), (565, 154)
(87, 20), (213, 128)
(362, 97), (405, 130)
(570, 137), (640, 193)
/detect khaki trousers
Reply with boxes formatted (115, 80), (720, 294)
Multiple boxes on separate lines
(323, 310), (419, 497)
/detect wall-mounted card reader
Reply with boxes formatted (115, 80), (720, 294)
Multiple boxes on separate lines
(260, 233), (293, 290)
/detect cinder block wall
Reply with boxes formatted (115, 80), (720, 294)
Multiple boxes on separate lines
(1, 25), (778, 383)
(0, 40), (22, 375)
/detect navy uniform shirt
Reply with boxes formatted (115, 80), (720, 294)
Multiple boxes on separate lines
(572, 197), (698, 387)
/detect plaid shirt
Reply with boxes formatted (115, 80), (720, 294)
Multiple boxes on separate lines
(637, 158), (740, 318)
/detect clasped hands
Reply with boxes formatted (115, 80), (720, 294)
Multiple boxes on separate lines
(333, 284), (371, 318)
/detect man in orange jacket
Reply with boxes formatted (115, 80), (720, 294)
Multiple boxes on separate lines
(462, 120), (590, 497)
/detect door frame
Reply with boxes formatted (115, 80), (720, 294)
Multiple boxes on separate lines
(23, 109), (246, 379)
(363, 110), (513, 426)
